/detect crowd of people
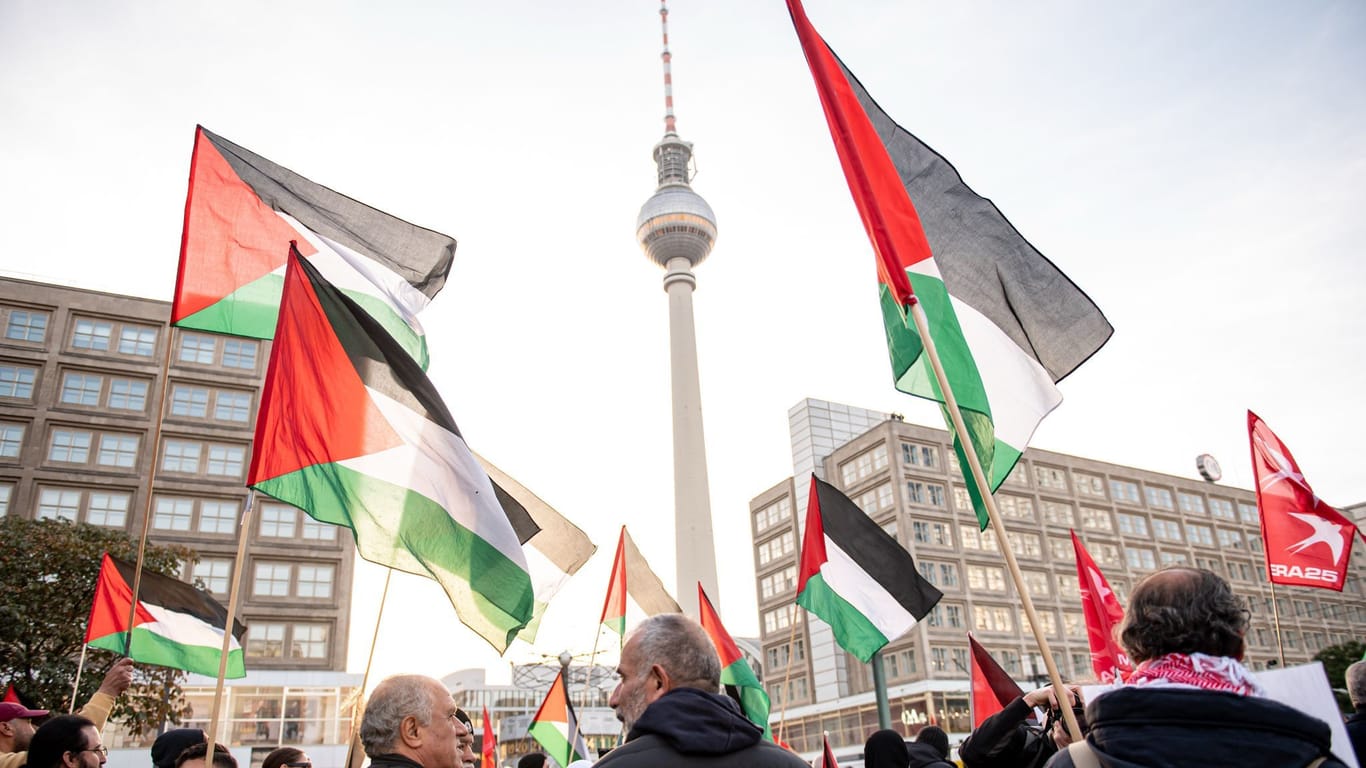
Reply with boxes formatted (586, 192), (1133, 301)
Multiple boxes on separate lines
(2, 567), (1362, 768)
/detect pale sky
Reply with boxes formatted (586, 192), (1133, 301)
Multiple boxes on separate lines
(3, 0), (1364, 684)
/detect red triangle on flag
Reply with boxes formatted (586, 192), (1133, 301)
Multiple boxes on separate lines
(968, 633), (1024, 728)
(599, 527), (627, 635)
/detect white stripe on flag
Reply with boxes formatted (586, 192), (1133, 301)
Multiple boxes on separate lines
(279, 211), (433, 322)
(143, 604), (241, 652)
(819, 536), (916, 641)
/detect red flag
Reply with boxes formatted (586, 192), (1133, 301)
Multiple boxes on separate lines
(1249, 411), (1362, 591)
(969, 633), (1025, 728)
(821, 733), (840, 768)
(480, 706), (496, 767)
(2, 685), (20, 704)
(1071, 531), (1131, 683)
(599, 527), (628, 636)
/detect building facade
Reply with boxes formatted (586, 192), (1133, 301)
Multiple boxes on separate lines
(0, 277), (357, 756)
(752, 399), (1366, 756)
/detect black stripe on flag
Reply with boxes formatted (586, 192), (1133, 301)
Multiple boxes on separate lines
(812, 477), (941, 620)
(202, 128), (456, 298)
(110, 556), (246, 639)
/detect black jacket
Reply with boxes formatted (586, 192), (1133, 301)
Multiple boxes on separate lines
(960, 696), (1056, 768)
(368, 755), (427, 768)
(1043, 688), (1348, 768)
(595, 687), (807, 768)
(905, 741), (954, 768)
(1345, 706), (1365, 767)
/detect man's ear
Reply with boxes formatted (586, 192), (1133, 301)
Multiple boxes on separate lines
(649, 664), (671, 695)
(399, 714), (424, 748)
(0, 720), (13, 738)
(60, 750), (83, 768)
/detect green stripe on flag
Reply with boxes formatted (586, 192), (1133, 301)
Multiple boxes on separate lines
(88, 628), (245, 679)
(527, 722), (580, 768)
(254, 463), (534, 650)
(796, 572), (890, 663)
(720, 658), (772, 739)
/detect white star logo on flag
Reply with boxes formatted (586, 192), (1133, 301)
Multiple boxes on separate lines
(1285, 512), (1346, 563)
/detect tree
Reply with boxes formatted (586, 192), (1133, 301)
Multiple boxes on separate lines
(1313, 639), (1366, 713)
(0, 516), (198, 729)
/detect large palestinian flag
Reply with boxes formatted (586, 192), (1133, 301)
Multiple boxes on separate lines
(797, 476), (941, 663)
(85, 554), (246, 678)
(527, 668), (589, 768)
(786, 1), (1112, 528)
(698, 585), (772, 740)
(599, 526), (682, 638)
(173, 126), (455, 367)
(247, 248), (533, 652)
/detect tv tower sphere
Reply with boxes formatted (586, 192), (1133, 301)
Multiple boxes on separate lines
(636, 134), (717, 269)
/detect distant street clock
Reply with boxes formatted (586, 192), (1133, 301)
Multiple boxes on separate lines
(1196, 453), (1222, 482)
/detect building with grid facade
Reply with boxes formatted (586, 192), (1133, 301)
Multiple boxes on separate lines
(751, 399), (1366, 756)
(0, 276), (358, 758)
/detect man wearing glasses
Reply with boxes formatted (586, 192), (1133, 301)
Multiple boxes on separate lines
(360, 675), (470, 768)
(0, 659), (134, 768)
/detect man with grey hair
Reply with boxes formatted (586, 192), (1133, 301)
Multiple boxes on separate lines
(1347, 659), (1366, 765)
(596, 614), (806, 767)
(361, 675), (469, 768)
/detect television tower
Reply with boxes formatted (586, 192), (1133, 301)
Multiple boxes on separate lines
(635, 0), (719, 617)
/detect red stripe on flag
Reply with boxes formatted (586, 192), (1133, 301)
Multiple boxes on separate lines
(697, 585), (744, 668)
(84, 553), (155, 643)
(797, 475), (828, 593)
(599, 527), (627, 628)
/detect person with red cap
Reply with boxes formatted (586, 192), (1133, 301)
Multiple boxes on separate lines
(0, 659), (134, 768)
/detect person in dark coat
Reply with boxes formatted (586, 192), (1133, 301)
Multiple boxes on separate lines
(863, 729), (909, 768)
(595, 614), (806, 768)
(1346, 660), (1366, 766)
(960, 685), (1082, 768)
(906, 726), (954, 768)
(359, 675), (470, 768)
(1044, 567), (1349, 768)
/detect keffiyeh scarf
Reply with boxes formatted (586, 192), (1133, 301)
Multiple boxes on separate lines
(1126, 652), (1264, 697)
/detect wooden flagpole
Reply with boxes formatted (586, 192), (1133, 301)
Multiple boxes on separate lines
(775, 602), (800, 745)
(203, 490), (256, 759)
(905, 297), (1084, 743)
(69, 644), (88, 713)
(345, 567), (394, 768)
(1267, 581), (1287, 668)
(124, 332), (178, 656)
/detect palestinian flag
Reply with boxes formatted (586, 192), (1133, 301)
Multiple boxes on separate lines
(797, 476), (942, 663)
(786, 1), (1112, 528)
(698, 584), (772, 740)
(1071, 531), (1131, 683)
(481, 706), (497, 767)
(968, 633), (1024, 728)
(174, 126), (455, 367)
(599, 526), (682, 638)
(247, 248), (533, 652)
(85, 554), (246, 678)
(527, 668), (589, 768)
(821, 733), (840, 768)
(479, 454), (597, 642)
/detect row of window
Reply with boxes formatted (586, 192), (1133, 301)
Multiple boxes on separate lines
(189, 559), (337, 601)
(1, 368), (255, 425)
(1, 305), (259, 372)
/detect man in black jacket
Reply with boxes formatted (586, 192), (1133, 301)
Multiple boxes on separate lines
(959, 685), (1081, 768)
(360, 675), (470, 768)
(596, 614), (806, 768)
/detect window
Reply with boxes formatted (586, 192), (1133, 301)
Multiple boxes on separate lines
(997, 495), (1035, 521)
(1145, 486), (1174, 510)
(37, 488), (81, 521)
(96, 434), (139, 468)
(247, 623), (286, 658)
(1080, 507), (1112, 531)
(213, 391), (251, 423)
(292, 624), (329, 659)
(1187, 524), (1215, 546)
(1160, 551), (1189, 566)
(260, 503), (297, 538)
(757, 531), (795, 566)
(198, 500), (237, 534)
(760, 566), (797, 601)
(1093, 543), (1123, 566)
(222, 339), (259, 370)
(1208, 498), (1235, 520)
(953, 486), (973, 512)
(1177, 492), (1206, 515)
(48, 429), (92, 463)
(1008, 532), (1042, 559)
(974, 605), (1014, 633)
(1074, 473), (1106, 498)
(1057, 574), (1079, 594)
(0, 483), (11, 516)
(763, 607), (801, 634)
(254, 562), (293, 597)
(937, 563), (960, 588)
(1049, 538), (1074, 564)
(179, 334), (217, 364)
(1070, 653), (1090, 678)
(1238, 503), (1260, 524)
(300, 516), (337, 542)
(1126, 547), (1156, 570)
(1152, 518), (1183, 542)
(1042, 501), (1074, 526)
(60, 372), (103, 406)
(0, 364), (37, 399)
(755, 498), (791, 534)
(840, 445), (888, 485)
(1063, 612), (1085, 639)
(1021, 570), (1051, 597)
(1117, 513), (1149, 537)
(966, 565), (1006, 591)
(153, 497), (194, 531)
(296, 565), (335, 598)
(86, 492), (129, 527)
(905, 481), (945, 507)
(1109, 480), (1140, 504)
(901, 443), (938, 468)
(206, 444), (245, 478)
(1217, 529), (1244, 549)
(1002, 465), (1030, 488)
(856, 484), (894, 514)
(912, 520), (952, 547)
(960, 524), (999, 553)
(927, 603), (964, 629)
(5, 309), (48, 342)
(1021, 609), (1057, 636)
(162, 440), (202, 473)
(118, 325), (158, 357)
(70, 319), (112, 351)
(192, 558), (233, 595)
(170, 385), (209, 417)
(1034, 465), (1068, 491)
(108, 378), (149, 411)
(1, 423), (26, 459)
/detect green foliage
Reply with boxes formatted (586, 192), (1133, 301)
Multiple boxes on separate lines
(0, 516), (197, 729)
(1313, 639), (1366, 713)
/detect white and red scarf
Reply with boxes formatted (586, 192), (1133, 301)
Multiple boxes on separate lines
(1126, 652), (1264, 697)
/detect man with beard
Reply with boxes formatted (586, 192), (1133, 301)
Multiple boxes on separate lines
(596, 614), (805, 768)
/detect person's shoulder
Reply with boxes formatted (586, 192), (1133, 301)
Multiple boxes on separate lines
(740, 740), (810, 767)
(594, 735), (671, 766)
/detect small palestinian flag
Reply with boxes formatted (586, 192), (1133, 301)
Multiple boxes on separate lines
(699, 584), (772, 740)
(481, 706), (497, 767)
(247, 248), (534, 652)
(85, 554), (246, 678)
(599, 526), (682, 638)
(969, 633), (1024, 728)
(174, 126), (455, 366)
(797, 476), (942, 662)
(786, 0), (1112, 529)
(821, 733), (840, 768)
(527, 668), (589, 768)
